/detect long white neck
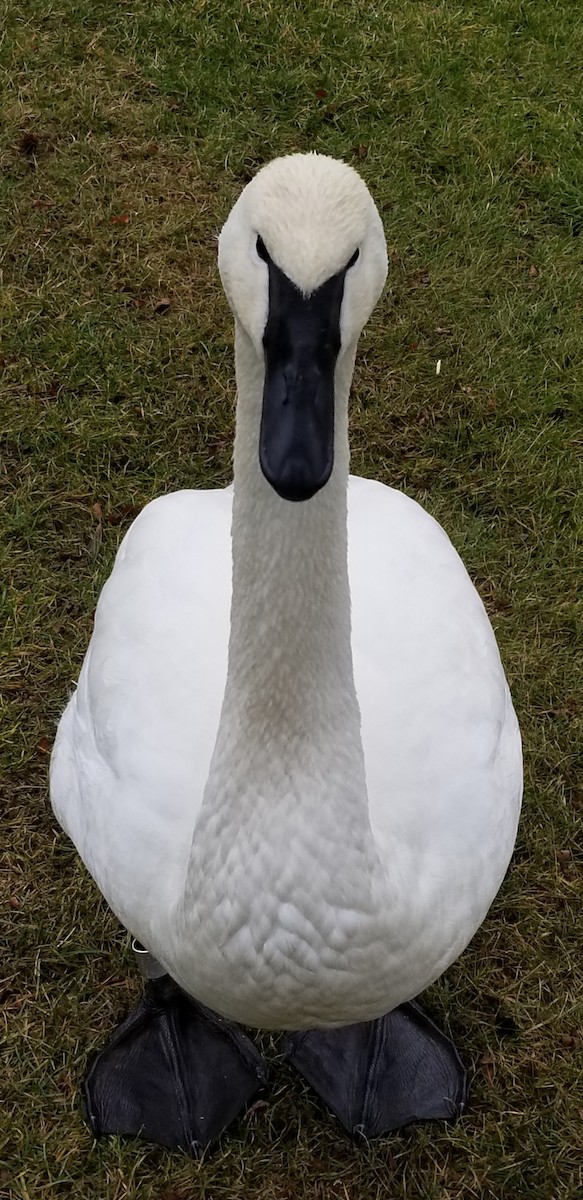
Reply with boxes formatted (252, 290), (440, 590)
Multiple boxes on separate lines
(191, 321), (371, 822)
(176, 323), (387, 1024)
(224, 323), (362, 759)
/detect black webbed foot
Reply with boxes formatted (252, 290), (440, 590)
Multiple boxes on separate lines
(284, 1000), (467, 1138)
(83, 976), (267, 1156)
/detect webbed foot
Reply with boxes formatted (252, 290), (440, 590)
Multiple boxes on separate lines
(83, 976), (267, 1155)
(284, 1000), (467, 1138)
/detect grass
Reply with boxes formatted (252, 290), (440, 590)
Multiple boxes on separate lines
(1, 0), (582, 1196)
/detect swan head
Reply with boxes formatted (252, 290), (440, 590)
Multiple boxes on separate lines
(218, 153), (387, 501)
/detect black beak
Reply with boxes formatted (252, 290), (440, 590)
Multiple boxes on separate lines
(259, 246), (349, 502)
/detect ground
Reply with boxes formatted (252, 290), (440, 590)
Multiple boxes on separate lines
(1, 2), (582, 1198)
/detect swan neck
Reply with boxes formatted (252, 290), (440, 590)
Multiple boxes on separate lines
(226, 323), (358, 735)
(176, 323), (384, 1008)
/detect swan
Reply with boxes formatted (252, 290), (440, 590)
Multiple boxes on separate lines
(50, 152), (522, 1155)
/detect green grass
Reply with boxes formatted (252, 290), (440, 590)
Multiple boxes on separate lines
(1, 1), (582, 1196)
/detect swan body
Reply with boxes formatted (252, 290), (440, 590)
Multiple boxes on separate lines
(51, 154), (522, 1037)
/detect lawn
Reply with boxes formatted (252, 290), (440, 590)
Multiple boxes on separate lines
(1, 1), (582, 1197)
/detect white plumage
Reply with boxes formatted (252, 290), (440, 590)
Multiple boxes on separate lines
(51, 153), (522, 1033)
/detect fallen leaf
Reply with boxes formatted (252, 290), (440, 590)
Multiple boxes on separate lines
(410, 269), (431, 289)
(111, 213), (130, 224)
(480, 1052), (495, 1085)
(92, 501), (103, 521)
(106, 504), (141, 526)
(315, 88), (328, 99)
(9, 895), (20, 910)
(353, 144), (368, 159)
(153, 297), (172, 314)
(529, 263), (538, 276)
(37, 736), (50, 755)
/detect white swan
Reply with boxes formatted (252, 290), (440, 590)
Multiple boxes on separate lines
(50, 153), (522, 1153)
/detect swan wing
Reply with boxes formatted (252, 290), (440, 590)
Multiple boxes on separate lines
(50, 487), (232, 936)
(349, 477), (522, 977)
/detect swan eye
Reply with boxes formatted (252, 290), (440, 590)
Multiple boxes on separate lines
(256, 235), (269, 263)
(347, 248), (359, 269)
